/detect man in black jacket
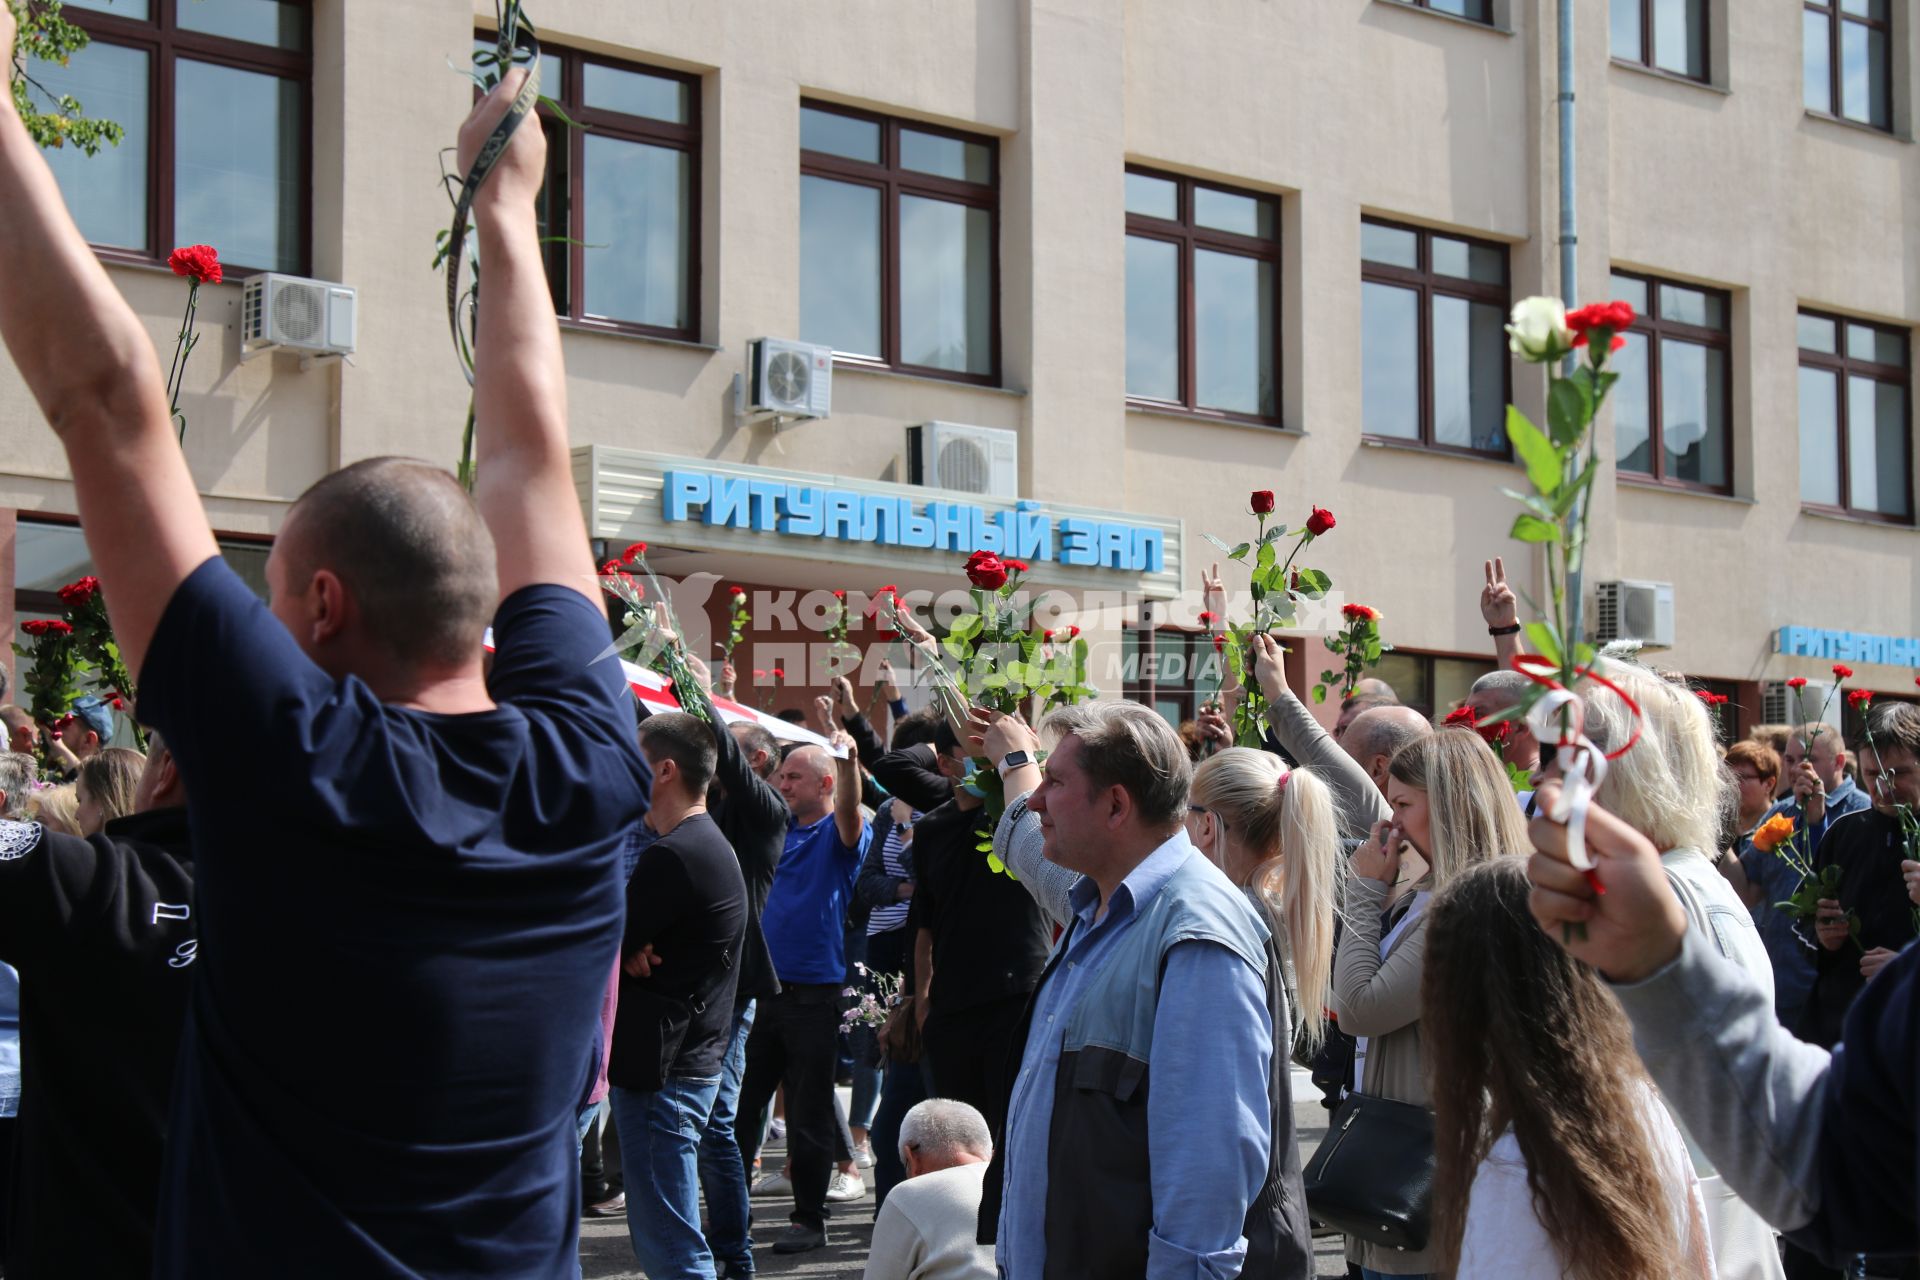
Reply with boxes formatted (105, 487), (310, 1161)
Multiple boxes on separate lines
(673, 677), (785, 1280)
(611, 712), (748, 1280)
(0, 738), (195, 1278)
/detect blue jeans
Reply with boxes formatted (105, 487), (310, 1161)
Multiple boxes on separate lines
(612, 1077), (723, 1280)
(1362, 1271), (1429, 1280)
(697, 1000), (755, 1276)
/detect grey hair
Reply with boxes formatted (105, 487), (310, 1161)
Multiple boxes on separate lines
(898, 1097), (992, 1164)
(1041, 700), (1192, 826)
(0, 751), (35, 821)
(1469, 669), (1533, 702)
(0, 659), (10, 705)
(1345, 706), (1431, 765)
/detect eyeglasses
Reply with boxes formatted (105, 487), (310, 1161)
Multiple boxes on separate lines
(1730, 771), (1765, 786)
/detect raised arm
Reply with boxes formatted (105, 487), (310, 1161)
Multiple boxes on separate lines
(0, 11), (217, 677)
(1481, 557), (1524, 670)
(830, 729), (866, 853)
(1251, 634), (1385, 839)
(459, 70), (598, 604)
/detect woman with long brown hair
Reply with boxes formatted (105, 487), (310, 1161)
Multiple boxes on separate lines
(1424, 858), (1712, 1279)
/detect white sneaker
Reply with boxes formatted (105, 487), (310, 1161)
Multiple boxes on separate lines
(825, 1169), (865, 1202)
(852, 1141), (875, 1170)
(752, 1169), (794, 1197)
(767, 1117), (787, 1143)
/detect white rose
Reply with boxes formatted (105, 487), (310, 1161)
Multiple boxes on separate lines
(1505, 296), (1572, 363)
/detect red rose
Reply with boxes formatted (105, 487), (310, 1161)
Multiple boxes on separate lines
(964, 550), (1009, 590)
(1443, 706), (1479, 729)
(621, 542), (648, 564)
(167, 244), (222, 286)
(1847, 690), (1874, 711)
(1250, 490), (1276, 515)
(1198, 611), (1216, 625)
(1786, 676), (1809, 689)
(729, 585), (746, 597)
(22, 619), (72, 637)
(1306, 507), (1336, 536)
(57, 575), (100, 606)
(110, 697), (125, 710)
(1832, 663), (1855, 681)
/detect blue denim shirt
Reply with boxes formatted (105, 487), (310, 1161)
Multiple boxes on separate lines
(0, 962), (19, 1119)
(996, 834), (1272, 1280)
(1739, 777), (1871, 1027)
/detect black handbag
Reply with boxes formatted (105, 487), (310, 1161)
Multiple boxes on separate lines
(1301, 1092), (1435, 1253)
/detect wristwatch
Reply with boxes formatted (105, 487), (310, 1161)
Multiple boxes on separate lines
(1488, 623), (1522, 637)
(998, 750), (1034, 778)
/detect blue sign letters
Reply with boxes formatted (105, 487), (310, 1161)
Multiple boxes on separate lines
(661, 470), (1165, 574)
(1777, 625), (1920, 669)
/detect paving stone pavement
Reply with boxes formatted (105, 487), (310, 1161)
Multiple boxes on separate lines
(579, 1074), (1351, 1277)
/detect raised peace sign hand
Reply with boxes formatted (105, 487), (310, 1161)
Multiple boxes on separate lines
(1481, 557), (1519, 631)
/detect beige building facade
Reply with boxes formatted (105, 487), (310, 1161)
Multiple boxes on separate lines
(3, 0), (1919, 735)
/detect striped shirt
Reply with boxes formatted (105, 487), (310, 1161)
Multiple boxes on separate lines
(867, 814), (916, 935)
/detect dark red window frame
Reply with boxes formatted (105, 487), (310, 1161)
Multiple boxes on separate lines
(1124, 165), (1284, 428)
(1798, 308), (1913, 525)
(798, 100), (1001, 388)
(1359, 216), (1513, 461)
(1614, 269), (1734, 493)
(56, 0), (312, 277)
(492, 41), (703, 343)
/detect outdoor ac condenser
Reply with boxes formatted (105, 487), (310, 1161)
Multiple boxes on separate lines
(1592, 579), (1676, 650)
(241, 272), (357, 358)
(906, 422), (1018, 499)
(747, 338), (833, 419)
(1762, 680), (1839, 728)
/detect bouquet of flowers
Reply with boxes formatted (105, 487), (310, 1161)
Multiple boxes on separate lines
(1315, 603), (1386, 705)
(840, 964), (904, 1033)
(12, 617), (85, 734)
(1201, 492), (1335, 747)
(597, 541), (710, 723)
(58, 575), (144, 748)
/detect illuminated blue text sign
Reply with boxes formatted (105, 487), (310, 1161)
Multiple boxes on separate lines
(1777, 625), (1920, 669)
(661, 469), (1166, 574)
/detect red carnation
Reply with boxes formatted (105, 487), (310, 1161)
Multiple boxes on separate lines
(752, 669), (766, 680)
(1695, 690), (1728, 707)
(1306, 507), (1336, 536)
(1043, 629), (1056, 642)
(1341, 603), (1380, 623)
(1212, 634), (1226, 653)
(1198, 611), (1217, 626)
(878, 584), (898, 594)
(1067, 625), (1081, 639)
(621, 542), (648, 563)
(167, 244), (222, 286)
(729, 585), (746, 597)
(599, 560), (623, 577)
(1832, 663), (1855, 681)
(20, 619), (73, 637)
(1847, 690), (1874, 711)
(110, 697), (125, 711)
(1005, 559), (1029, 574)
(964, 550), (1009, 590)
(1443, 705), (1479, 729)
(832, 589), (846, 599)
(1786, 676), (1809, 690)
(772, 667), (786, 682)
(57, 575), (100, 606)
(1250, 490), (1276, 515)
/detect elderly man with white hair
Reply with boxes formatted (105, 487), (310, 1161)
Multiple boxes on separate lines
(863, 1099), (996, 1280)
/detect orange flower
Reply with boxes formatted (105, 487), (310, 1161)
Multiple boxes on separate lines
(1751, 814), (1798, 854)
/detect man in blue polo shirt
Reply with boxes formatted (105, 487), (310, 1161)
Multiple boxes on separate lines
(736, 733), (869, 1255)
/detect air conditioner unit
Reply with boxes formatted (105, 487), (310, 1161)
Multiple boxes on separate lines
(1592, 579), (1676, 649)
(241, 273), (356, 358)
(906, 423), (1018, 499)
(746, 338), (832, 419)
(1762, 679), (1839, 728)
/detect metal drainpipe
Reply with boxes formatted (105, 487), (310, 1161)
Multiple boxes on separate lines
(1556, 0), (1589, 657)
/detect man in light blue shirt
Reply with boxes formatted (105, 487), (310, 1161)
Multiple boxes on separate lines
(975, 702), (1308, 1280)
(1738, 723), (1871, 1030)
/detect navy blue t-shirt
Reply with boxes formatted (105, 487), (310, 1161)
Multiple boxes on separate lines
(138, 558), (651, 1278)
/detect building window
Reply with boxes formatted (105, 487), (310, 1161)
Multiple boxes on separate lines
(798, 103), (998, 384)
(1396, 0), (1494, 22)
(1360, 218), (1511, 457)
(1798, 311), (1911, 521)
(1610, 271), (1732, 490)
(1804, 0), (1892, 130)
(486, 41), (700, 340)
(1124, 168), (1282, 424)
(1121, 627), (1226, 729)
(29, 0), (310, 275)
(1374, 651), (1495, 721)
(1610, 0), (1709, 80)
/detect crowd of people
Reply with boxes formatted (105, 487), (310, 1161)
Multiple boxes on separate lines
(0, 30), (1916, 1280)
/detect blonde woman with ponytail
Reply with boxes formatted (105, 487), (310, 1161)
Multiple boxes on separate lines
(1187, 748), (1343, 1052)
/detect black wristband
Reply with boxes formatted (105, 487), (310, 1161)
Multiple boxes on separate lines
(1488, 623), (1522, 637)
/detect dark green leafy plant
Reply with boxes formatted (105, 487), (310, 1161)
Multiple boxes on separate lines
(7, 0), (125, 156)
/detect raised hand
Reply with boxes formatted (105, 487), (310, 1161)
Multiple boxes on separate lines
(876, 658), (901, 703)
(1526, 781), (1691, 983)
(457, 67), (548, 215)
(1250, 632), (1288, 704)
(1196, 702), (1232, 753)
(1201, 562), (1227, 623)
(1791, 761), (1827, 826)
(1481, 557), (1519, 630)
(812, 695), (837, 735)
(832, 675), (857, 717)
